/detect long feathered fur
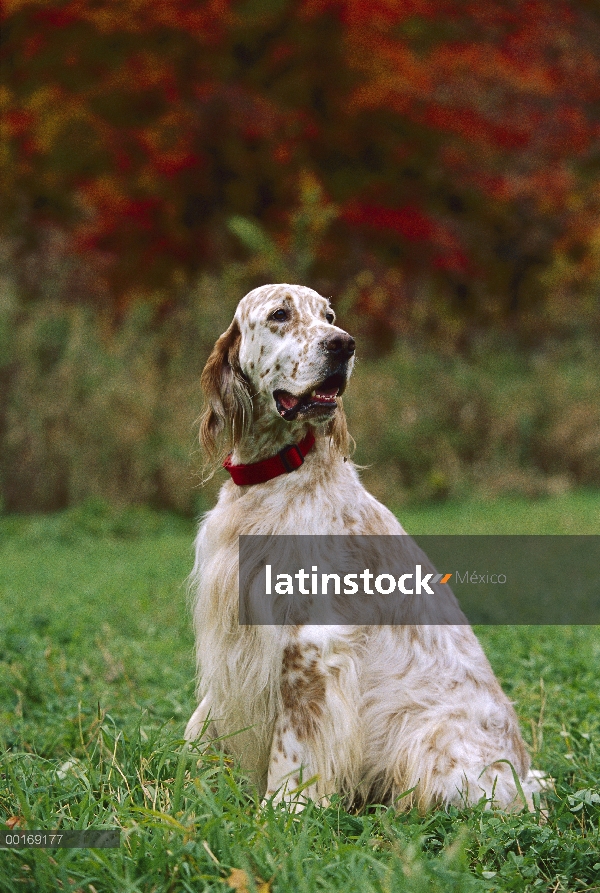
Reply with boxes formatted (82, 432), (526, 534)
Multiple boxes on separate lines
(185, 283), (544, 811)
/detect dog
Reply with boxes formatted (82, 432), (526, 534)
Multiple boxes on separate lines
(185, 283), (543, 811)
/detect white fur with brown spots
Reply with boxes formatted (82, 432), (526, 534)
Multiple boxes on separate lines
(185, 283), (545, 811)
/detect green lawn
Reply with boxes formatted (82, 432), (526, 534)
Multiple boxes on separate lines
(1, 495), (599, 892)
(397, 490), (600, 535)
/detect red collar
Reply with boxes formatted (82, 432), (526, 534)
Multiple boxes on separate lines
(223, 430), (316, 486)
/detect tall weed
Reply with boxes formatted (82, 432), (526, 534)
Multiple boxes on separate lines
(346, 339), (600, 505)
(2, 273), (600, 513)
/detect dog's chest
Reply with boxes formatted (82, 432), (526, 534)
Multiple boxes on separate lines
(212, 458), (402, 538)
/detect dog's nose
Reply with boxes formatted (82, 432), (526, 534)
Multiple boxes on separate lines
(324, 333), (355, 360)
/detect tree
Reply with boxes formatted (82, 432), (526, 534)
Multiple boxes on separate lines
(3, 0), (600, 320)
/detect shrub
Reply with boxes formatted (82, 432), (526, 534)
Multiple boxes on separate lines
(0, 270), (243, 514)
(346, 339), (600, 506)
(2, 272), (600, 514)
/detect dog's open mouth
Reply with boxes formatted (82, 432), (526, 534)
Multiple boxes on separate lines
(274, 373), (346, 420)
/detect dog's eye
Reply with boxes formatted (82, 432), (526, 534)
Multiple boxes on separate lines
(269, 308), (288, 322)
(326, 311), (335, 323)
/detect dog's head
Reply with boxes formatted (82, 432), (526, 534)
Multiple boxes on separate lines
(200, 284), (354, 463)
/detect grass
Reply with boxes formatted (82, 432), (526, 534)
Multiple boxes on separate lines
(396, 490), (600, 535)
(1, 494), (599, 891)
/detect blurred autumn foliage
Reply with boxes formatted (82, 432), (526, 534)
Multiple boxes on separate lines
(3, 0), (600, 327)
(3, 0), (600, 513)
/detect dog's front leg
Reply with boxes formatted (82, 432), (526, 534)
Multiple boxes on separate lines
(263, 638), (360, 809)
(264, 720), (319, 807)
(184, 695), (213, 742)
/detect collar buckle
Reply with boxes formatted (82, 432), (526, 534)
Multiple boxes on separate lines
(278, 442), (305, 473)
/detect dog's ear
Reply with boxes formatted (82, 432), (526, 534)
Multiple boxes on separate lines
(200, 319), (252, 465)
(327, 398), (354, 458)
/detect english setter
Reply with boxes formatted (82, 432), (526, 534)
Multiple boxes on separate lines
(185, 283), (542, 811)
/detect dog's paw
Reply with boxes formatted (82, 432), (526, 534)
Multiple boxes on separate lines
(184, 697), (212, 741)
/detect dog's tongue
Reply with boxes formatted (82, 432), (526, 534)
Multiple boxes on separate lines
(276, 384), (340, 415)
(277, 391), (300, 411)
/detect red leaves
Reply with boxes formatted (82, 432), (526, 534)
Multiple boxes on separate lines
(342, 202), (470, 274)
(31, 7), (78, 29)
(301, 0), (439, 26)
(3, 0), (600, 310)
(151, 151), (200, 178)
(4, 109), (34, 138)
(342, 202), (434, 242)
(423, 107), (531, 151)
